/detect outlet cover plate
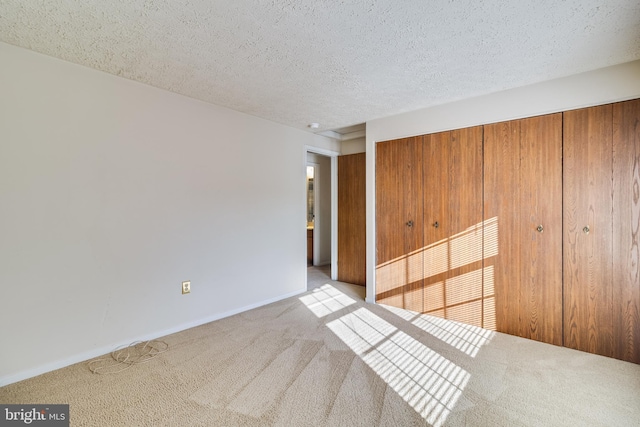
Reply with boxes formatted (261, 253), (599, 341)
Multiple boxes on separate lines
(182, 281), (191, 294)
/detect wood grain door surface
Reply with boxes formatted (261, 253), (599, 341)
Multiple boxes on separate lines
(563, 105), (614, 357)
(375, 137), (423, 310)
(612, 99), (640, 363)
(337, 153), (366, 286)
(564, 100), (640, 363)
(423, 127), (484, 327)
(484, 114), (563, 345)
(374, 99), (639, 363)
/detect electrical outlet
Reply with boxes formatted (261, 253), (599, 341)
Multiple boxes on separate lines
(182, 281), (191, 294)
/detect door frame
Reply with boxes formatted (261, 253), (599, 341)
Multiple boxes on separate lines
(304, 146), (339, 284)
(306, 162), (319, 265)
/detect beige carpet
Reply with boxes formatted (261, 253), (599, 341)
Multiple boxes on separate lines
(2, 266), (639, 426)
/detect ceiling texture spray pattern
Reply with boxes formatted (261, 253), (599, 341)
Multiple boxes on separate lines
(1, 0), (639, 132)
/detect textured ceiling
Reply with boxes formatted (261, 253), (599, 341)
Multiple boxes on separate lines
(1, 1), (639, 132)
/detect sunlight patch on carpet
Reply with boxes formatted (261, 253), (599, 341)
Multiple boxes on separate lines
(381, 304), (495, 358)
(299, 284), (356, 318)
(327, 307), (469, 427)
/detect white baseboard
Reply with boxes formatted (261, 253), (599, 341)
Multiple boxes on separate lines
(0, 288), (306, 387)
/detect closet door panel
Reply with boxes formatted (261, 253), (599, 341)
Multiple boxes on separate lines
(519, 114), (563, 345)
(563, 105), (614, 357)
(484, 120), (522, 337)
(376, 137), (423, 310)
(338, 153), (366, 286)
(484, 115), (562, 344)
(613, 99), (640, 363)
(446, 127), (484, 327)
(422, 132), (450, 316)
(402, 137), (424, 312)
(376, 138), (407, 307)
(422, 128), (483, 325)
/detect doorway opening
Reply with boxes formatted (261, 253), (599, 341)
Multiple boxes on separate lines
(306, 164), (316, 266)
(305, 148), (338, 288)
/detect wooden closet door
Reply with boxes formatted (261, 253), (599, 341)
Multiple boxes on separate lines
(422, 131), (450, 317)
(612, 99), (640, 363)
(337, 153), (366, 286)
(563, 105), (614, 357)
(376, 137), (423, 310)
(422, 127), (484, 327)
(484, 120), (520, 338)
(484, 114), (562, 345)
(447, 127), (485, 327)
(519, 115), (563, 344)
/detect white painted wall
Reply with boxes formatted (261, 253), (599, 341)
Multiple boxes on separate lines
(0, 42), (336, 385)
(340, 137), (366, 155)
(308, 135), (341, 154)
(365, 60), (640, 303)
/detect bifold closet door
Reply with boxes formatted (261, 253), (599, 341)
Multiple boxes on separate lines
(376, 137), (424, 311)
(422, 127), (484, 327)
(612, 99), (640, 364)
(564, 99), (640, 364)
(484, 114), (563, 345)
(337, 153), (366, 286)
(563, 105), (614, 358)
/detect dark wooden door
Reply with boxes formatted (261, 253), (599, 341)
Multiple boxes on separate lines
(337, 153), (366, 286)
(484, 114), (563, 345)
(519, 115), (563, 344)
(563, 105), (614, 357)
(422, 126), (484, 327)
(484, 119), (521, 338)
(422, 131), (449, 317)
(376, 137), (423, 311)
(612, 99), (640, 364)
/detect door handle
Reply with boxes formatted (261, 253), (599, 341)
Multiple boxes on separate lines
(406, 220), (414, 228)
(537, 225), (544, 233)
(583, 225), (590, 234)
(433, 221), (439, 228)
